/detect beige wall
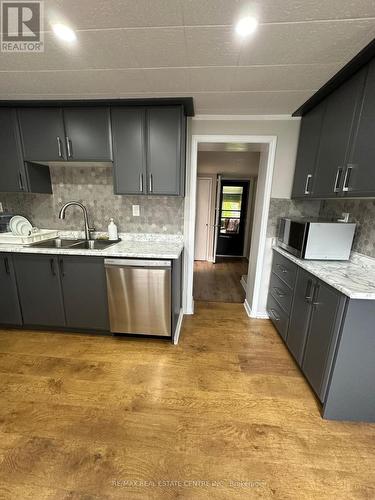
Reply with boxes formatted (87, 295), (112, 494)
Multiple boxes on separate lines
(192, 118), (301, 198)
(197, 151), (260, 177)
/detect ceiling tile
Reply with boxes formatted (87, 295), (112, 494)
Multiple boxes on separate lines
(182, 0), (375, 25)
(144, 68), (189, 92)
(185, 27), (242, 66)
(192, 91), (313, 114)
(232, 64), (342, 91)
(238, 20), (375, 65)
(188, 67), (236, 91)
(45, 0), (183, 29)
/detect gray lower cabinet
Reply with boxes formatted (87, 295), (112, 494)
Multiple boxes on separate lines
(301, 280), (346, 402)
(18, 107), (67, 162)
(0, 254), (22, 326)
(286, 268), (314, 365)
(147, 106), (185, 196)
(59, 256), (109, 330)
(13, 254), (66, 327)
(111, 107), (146, 195)
(63, 107), (112, 162)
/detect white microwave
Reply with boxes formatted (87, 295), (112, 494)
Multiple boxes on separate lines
(277, 217), (356, 260)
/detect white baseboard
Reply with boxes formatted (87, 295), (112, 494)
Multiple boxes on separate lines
(173, 309), (184, 345)
(183, 298), (194, 316)
(243, 299), (269, 319)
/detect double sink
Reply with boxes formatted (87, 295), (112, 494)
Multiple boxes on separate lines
(31, 238), (119, 250)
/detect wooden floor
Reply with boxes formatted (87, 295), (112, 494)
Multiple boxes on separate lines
(0, 303), (374, 499)
(193, 258), (248, 303)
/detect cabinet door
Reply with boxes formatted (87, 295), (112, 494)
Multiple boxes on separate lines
(147, 107), (184, 195)
(0, 109), (28, 192)
(302, 281), (345, 402)
(312, 68), (366, 198)
(286, 268), (314, 365)
(0, 254), (22, 325)
(18, 108), (66, 161)
(291, 102), (325, 198)
(346, 60), (375, 196)
(63, 107), (112, 161)
(14, 254), (66, 327)
(59, 256), (109, 331)
(111, 107), (146, 194)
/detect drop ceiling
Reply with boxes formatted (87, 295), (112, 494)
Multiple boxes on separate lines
(0, 0), (374, 114)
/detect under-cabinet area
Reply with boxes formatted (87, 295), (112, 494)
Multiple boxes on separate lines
(0, 248), (182, 342)
(267, 248), (375, 422)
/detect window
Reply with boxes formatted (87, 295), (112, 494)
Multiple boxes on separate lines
(220, 186), (244, 234)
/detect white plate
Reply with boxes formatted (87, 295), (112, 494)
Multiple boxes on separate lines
(9, 216), (33, 236)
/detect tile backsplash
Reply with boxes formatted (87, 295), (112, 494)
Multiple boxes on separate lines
(1, 166), (184, 234)
(267, 198), (321, 238)
(320, 199), (375, 258)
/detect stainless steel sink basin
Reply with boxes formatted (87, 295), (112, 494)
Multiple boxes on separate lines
(71, 239), (119, 250)
(31, 238), (85, 248)
(31, 238), (119, 250)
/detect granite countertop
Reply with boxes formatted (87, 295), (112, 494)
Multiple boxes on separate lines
(0, 232), (184, 260)
(273, 246), (375, 300)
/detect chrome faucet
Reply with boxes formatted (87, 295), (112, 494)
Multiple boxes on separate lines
(58, 201), (95, 241)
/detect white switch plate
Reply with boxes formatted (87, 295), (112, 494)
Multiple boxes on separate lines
(0, 202), (3, 213)
(132, 205), (140, 217)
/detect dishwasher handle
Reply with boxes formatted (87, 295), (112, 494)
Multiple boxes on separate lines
(104, 258), (171, 268)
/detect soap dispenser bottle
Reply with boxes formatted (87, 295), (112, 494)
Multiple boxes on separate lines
(108, 218), (118, 241)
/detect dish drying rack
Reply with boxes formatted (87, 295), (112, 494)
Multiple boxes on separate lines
(0, 229), (58, 246)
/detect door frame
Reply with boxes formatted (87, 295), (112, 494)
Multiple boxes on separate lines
(183, 134), (277, 317)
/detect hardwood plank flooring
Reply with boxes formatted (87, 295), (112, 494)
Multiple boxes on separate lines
(0, 302), (374, 499)
(193, 258), (248, 303)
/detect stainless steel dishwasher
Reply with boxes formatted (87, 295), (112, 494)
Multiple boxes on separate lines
(104, 258), (171, 336)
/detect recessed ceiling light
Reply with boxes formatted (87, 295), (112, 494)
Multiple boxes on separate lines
(52, 23), (77, 42)
(235, 16), (258, 37)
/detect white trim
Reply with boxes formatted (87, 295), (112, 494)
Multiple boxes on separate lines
(183, 134), (277, 317)
(173, 309), (184, 345)
(240, 275), (247, 292)
(193, 114), (300, 121)
(243, 299), (269, 319)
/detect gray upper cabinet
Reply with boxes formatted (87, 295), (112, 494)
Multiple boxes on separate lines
(291, 102), (326, 198)
(147, 107), (185, 196)
(59, 256), (109, 331)
(63, 107), (112, 162)
(286, 268), (314, 365)
(346, 60), (375, 197)
(0, 108), (28, 192)
(14, 254), (66, 328)
(0, 254), (22, 326)
(312, 68), (366, 198)
(18, 107), (67, 162)
(111, 107), (146, 195)
(302, 280), (346, 402)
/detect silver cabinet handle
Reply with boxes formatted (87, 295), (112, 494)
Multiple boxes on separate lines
(305, 278), (313, 303)
(149, 173), (153, 193)
(312, 283), (320, 307)
(270, 308), (280, 321)
(304, 174), (312, 195)
(65, 137), (72, 158)
(333, 167), (343, 193)
(272, 287), (286, 298)
(57, 136), (63, 158)
(276, 264), (288, 274)
(139, 173), (143, 193)
(342, 165), (354, 192)
(18, 172), (24, 191)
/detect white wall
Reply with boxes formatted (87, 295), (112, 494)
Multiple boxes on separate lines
(192, 118), (301, 198)
(198, 151), (260, 177)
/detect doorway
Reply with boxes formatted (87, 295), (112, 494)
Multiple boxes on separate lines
(184, 134), (277, 317)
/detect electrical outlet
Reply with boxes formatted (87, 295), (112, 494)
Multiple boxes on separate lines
(132, 205), (140, 217)
(0, 202), (3, 213)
